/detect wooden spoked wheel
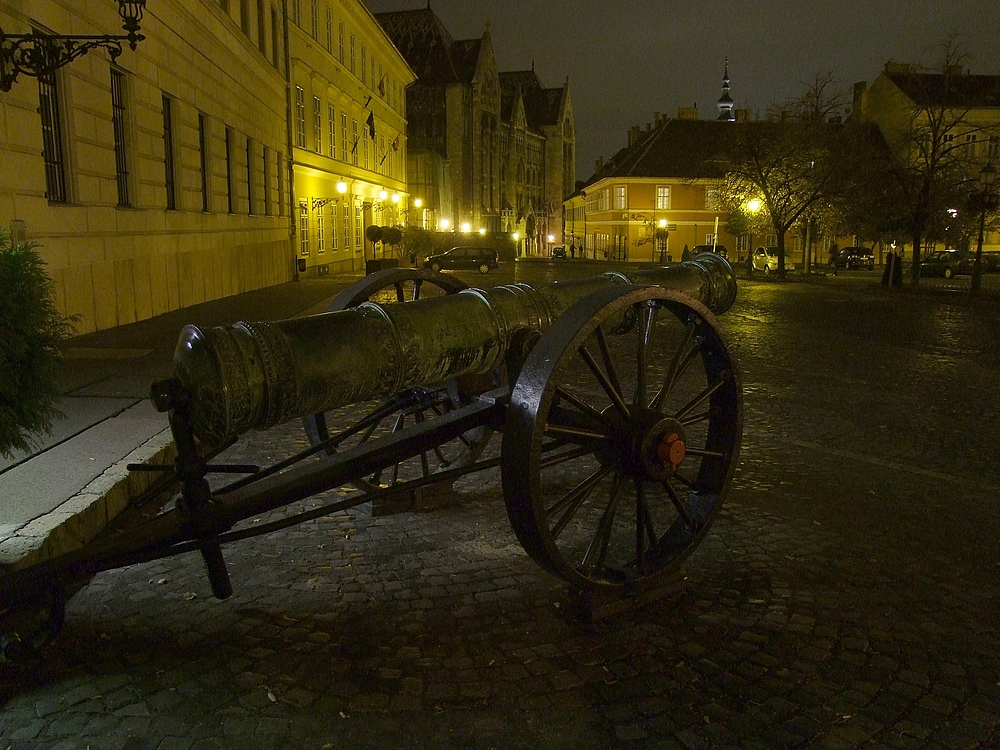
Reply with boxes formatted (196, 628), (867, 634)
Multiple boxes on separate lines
(302, 269), (495, 495)
(502, 285), (742, 592)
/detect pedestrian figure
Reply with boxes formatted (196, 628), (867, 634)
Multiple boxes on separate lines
(570, 244), (576, 259)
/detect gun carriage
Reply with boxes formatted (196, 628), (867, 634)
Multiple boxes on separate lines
(1, 255), (741, 656)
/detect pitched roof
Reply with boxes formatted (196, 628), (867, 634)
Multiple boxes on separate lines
(886, 72), (1000, 108)
(375, 8), (466, 84)
(590, 119), (742, 183)
(499, 70), (565, 130)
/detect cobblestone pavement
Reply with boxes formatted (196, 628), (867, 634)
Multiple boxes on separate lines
(2, 273), (1000, 749)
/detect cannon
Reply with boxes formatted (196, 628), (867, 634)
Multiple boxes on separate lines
(1, 256), (741, 655)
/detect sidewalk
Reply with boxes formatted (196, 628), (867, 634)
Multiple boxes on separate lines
(0, 272), (363, 574)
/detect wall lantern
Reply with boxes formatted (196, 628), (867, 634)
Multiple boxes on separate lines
(1, 1), (147, 91)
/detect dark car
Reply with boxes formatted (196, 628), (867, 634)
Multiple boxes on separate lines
(551, 245), (567, 259)
(691, 244), (728, 259)
(919, 249), (974, 279)
(830, 247), (875, 271)
(424, 246), (499, 274)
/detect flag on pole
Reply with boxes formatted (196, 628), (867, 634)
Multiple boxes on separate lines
(377, 75), (386, 98)
(392, 134), (400, 151)
(366, 111), (376, 139)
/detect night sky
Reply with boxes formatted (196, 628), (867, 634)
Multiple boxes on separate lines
(362, 0), (1000, 181)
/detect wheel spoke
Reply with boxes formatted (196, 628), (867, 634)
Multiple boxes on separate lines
(580, 472), (625, 576)
(650, 318), (698, 411)
(546, 465), (613, 539)
(634, 478), (657, 572)
(595, 326), (625, 401)
(635, 302), (657, 407)
(661, 479), (698, 533)
(555, 385), (610, 428)
(394, 282), (405, 303)
(674, 373), (730, 420)
(685, 447), (726, 459)
(680, 410), (710, 427)
(579, 342), (630, 419)
(412, 279), (422, 301)
(539, 444), (593, 468)
(544, 422), (608, 442)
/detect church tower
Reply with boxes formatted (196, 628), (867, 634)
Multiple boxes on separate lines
(717, 58), (734, 121)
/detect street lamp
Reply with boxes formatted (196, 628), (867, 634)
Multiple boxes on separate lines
(972, 162), (997, 293)
(1, 0), (147, 91)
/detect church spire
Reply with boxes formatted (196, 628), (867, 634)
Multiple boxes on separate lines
(717, 58), (734, 121)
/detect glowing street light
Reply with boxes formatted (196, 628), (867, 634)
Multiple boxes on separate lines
(746, 198), (761, 213)
(547, 234), (555, 243)
(391, 193), (400, 203)
(413, 198), (422, 208)
(439, 218), (450, 231)
(379, 190), (388, 201)
(511, 232), (520, 241)
(460, 222), (471, 233)
(478, 227), (487, 235)
(336, 181), (348, 194)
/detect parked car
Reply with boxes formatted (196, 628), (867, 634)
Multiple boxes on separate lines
(919, 249), (974, 279)
(829, 247), (875, 271)
(691, 244), (728, 259)
(551, 245), (567, 259)
(751, 246), (795, 274)
(424, 246), (499, 274)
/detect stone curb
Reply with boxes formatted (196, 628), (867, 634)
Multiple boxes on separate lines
(0, 429), (176, 574)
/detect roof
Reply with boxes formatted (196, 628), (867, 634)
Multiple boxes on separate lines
(375, 8), (467, 84)
(886, 72), (1000, 109)
(589, 119), (743, 183)
(499, 70), (565, 130)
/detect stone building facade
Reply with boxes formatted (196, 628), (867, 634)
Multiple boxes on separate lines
(374, 6), (575, 254)
(0, 0), (412, 333)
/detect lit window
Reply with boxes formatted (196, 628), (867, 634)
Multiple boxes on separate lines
(656, 185), (670, 210)
(295, 86), (306, 148)
(299, 202), (310, 256)
(328, 104), (335, 157)
(313, 96), (322, 153)
(613, 185), (626, 210)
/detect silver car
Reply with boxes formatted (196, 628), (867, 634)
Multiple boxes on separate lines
(752, 246), (795, 274)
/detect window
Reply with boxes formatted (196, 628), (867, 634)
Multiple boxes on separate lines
(363, 128), (369, 170)
(39, 70), (67, 203)
(225, 127), (235, 213)
(656, 185), (670, 210)
(246, 137), (254, 214)
(705, 187), (719, 210)
(964, 134), (977, 158)
(292, 0), (301, 26)
(341, 112), (348, 161)
(317, 204), (325, 253)
(310, 0), (318, 39)
(162, 94), (176, 210)
(257, 0), (266, 55)
(343, 201), (350, 249)
(295, 86), (306, 148)
(354, 201), (362, 246)
(360, 45), (366, 85)
(327, 104), (335, 157)
(313, 96), (322, 153)
(371, 58), (376, 92)
(338, 21), (344, 64)
(299, 201), (310, 255)
(330, 202), (338, 250)
(263, 145), (271, 215)
(198, 113), (210, 211)
(240, 0), (250, 36)
(613, 185), (626, 210)
(990, 135), (1000, 159)
(271, 7), (279, 68)
(277, 151), (284, 215)
(325, 6), (332, 52)
(110, 70), (130, 206)
(349, 34), (355, 74)
(352, 119), (358, 166)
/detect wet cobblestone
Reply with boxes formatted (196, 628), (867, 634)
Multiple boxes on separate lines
(3, 277), (1000, 748)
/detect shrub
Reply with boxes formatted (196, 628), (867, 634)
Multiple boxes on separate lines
(0, 229), (77, 458)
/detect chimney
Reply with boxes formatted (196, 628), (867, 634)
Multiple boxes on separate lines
(654, 111), (661, 127)
(735, 108), (749, 122)
(852, 81), (867, 118)
(677, 106), (699, 120)
(595, 157), (604, 172)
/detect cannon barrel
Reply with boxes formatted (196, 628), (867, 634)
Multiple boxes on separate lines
(168, 255), (736, 447)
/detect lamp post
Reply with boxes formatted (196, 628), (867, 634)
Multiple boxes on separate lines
(1, 1), (147, 91)
(972, 162), (997, 294)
